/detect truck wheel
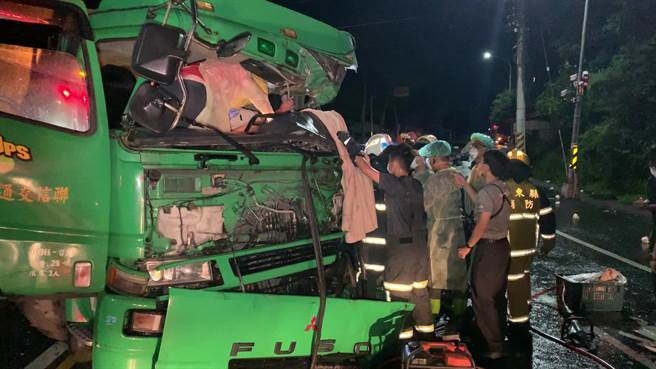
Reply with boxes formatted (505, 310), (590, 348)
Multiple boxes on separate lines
(17, 298), (68, 342)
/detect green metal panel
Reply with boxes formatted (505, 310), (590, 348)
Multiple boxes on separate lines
(0, 39), (110, 295)
(91, 0), (354, 57)
(90, 0), (356, 105)
(92, 290), (410, 369)
(155, 289), (410, 369)
(93, 293), (160, 369)
(155, 233), (342, 290)
(65, 296), (96, 323)
(108, 139), (147, 262)
(107, 139), (341, 263)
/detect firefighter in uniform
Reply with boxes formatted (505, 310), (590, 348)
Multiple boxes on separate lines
(355, 144), (434, 340)
(358, 135), (395, 298)
(505, 150), (556, 335)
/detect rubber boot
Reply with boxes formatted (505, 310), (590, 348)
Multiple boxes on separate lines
(430, 298), (441, 316)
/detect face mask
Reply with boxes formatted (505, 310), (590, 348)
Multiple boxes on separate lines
(469, 148), (479, 161)
(386, 163), (393, 174)
(425, 158), (432, 169)
(650, 167), (656, 177)
(410, 158), (419, 170)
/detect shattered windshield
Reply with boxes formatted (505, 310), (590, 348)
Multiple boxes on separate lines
(0, 1), (90, 132)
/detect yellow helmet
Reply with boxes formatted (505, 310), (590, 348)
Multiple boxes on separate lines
(507, 149), (530, 165)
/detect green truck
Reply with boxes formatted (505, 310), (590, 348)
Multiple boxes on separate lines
(0, 0), (409, 368)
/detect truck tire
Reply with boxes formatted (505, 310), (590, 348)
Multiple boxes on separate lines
(17, 297), (69, 342)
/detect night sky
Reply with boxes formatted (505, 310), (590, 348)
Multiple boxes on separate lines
(272, 0), (517, 138)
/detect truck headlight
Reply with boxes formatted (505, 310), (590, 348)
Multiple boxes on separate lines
(145, 260), (215, 287)
(125, 309), (165, 336)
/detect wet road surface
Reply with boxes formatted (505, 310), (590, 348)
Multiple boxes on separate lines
(2, 195), (655, 369)
(528, 192), (656, 369)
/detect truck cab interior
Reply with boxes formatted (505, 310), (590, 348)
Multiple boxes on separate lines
(97, 37), (339, 155)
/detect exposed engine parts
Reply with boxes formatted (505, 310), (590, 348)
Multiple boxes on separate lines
(232, 198), (303, 244)
(157, 205), (225, 254)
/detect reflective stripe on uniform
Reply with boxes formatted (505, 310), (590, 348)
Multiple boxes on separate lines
(415, 324), (435, 333)
(541, 233), (556, 240)
(399, 329), (414, 339)
(510, 213), (540, 221)
(412, 280), (429, 289)
(384, 282), (413, 292)
(375, 203), (386, 212)
(511, 248), (536, 257)
(362, 237), (386, 245)
(539, 207), (553, 216)
(507, 272), (526, 281)
(364, 263), (385, 272)
(509, 315), (530, 323)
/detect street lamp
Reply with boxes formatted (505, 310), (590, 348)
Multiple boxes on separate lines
(482, 50), (512, 91)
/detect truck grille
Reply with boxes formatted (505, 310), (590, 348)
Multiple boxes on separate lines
(229, 242), (337, 276)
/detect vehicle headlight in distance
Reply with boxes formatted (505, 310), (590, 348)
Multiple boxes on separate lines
(145, 260), (214, 287)
(125, 309), (165, 336)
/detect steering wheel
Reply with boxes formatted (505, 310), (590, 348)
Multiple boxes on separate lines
(244, 112), (279, 134)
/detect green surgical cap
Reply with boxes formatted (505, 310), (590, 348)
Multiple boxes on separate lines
(418, 140), (452, 158)
(470, 132), (495, 148)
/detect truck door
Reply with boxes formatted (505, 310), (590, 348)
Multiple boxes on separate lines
(0, 1), (110, 295)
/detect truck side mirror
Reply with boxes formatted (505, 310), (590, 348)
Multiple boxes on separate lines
(132, 23), (188, 85)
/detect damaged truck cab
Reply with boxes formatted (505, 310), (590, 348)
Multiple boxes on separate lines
(0, 0), (410, 368)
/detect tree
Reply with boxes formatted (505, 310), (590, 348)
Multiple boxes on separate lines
(489, 90), (516, 122)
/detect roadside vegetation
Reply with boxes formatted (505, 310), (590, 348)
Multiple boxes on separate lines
(490, 0), (656, 201)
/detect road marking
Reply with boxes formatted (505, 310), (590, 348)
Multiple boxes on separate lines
(597, 328), (656, 369)
(557, 231), (652, 273)
(24, 342), (68, 369)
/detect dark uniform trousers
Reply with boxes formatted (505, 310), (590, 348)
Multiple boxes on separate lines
(384, 232), (434, 339)
(506, 181), (556, 325)
(470, 238), (511, 351)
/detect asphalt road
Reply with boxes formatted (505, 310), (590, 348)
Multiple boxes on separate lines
(528, 191), (656, 369)
(2, 194), (656, 369)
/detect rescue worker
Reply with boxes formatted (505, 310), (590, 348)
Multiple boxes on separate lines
(414, 141), (468, 323)
(358, 135), (395, 298)
(505, 150), (557, 337)
(463, 133), (497, 241)
(354, 144), (434, 340)
(454, 150), (511, 359)
(467, 133), (496, 191)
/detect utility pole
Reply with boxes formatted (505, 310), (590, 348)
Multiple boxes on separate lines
(566, 0), (590, 199)
(507, 61), (513, 92)
(515, 0), (527, 152)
